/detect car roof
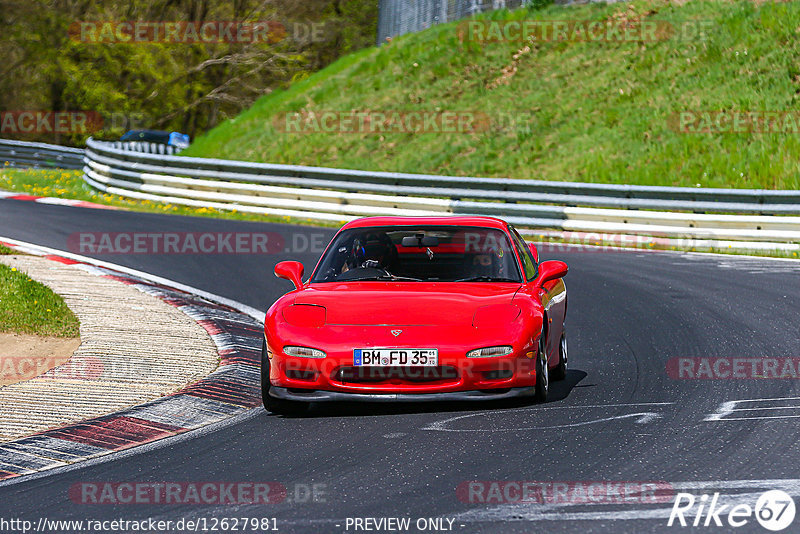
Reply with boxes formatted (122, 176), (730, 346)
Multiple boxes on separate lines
(340, 216), (510, 231)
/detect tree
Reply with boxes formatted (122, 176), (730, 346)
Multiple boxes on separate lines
(0, 0), (377, 145)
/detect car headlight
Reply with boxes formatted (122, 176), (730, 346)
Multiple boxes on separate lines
(466, 345), (514, 358)
(283, 346), (326, 359)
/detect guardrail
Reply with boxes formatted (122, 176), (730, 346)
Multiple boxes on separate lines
(80, 137), (800, 249)
(0, 139), (84, 170)
(1, 137), (798, 250)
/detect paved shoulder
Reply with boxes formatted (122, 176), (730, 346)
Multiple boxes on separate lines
(0, 254), (219, 441)
(0, 247), (263, 482)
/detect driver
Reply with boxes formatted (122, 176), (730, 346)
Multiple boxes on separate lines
(342, 232), (397, 272)
(469, 252), (498, 278)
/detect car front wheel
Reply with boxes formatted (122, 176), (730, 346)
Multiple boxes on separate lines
(552, 331), (567, 381)
(534, 330), (549, 402)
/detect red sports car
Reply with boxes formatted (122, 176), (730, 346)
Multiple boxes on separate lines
(262, 216), (568, 414)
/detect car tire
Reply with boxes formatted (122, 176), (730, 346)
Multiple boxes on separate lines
(261, 338), (308, 415)
(534, 329), (549, 403)
(552, 331), (567, 381)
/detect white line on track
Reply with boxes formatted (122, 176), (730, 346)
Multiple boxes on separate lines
(422, 403), (674, 432)
(705, 396), (800, 422)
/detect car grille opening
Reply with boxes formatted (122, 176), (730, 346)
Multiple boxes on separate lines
(482, 369), (513, 380)
(334, 366), (459, 384)
(286, 369), (317, 381)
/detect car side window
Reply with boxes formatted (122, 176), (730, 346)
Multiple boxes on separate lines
(509, 227), (537, 281)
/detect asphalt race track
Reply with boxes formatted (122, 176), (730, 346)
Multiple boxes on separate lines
(2, 197), (800, 533)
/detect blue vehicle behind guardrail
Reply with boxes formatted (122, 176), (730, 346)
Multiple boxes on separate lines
(120, 130), (190, 150)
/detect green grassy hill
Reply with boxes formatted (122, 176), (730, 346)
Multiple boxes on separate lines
(183, 0), (800, 190)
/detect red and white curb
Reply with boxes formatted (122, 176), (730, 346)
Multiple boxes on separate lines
(0, 190), (119, 210)
(0, 239), (263, 482)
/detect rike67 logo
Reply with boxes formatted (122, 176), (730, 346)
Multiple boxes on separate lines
(668, 490), (795, 531)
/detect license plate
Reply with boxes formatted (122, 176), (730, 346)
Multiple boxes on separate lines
(354, 349), (438, 367)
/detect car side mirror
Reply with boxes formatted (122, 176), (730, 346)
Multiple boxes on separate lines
(527, 242), (539, 264)
(533, 260), (568, 287)
(274, 261), (304, 290)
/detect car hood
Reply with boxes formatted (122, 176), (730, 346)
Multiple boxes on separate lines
(294, 282), (521, 326)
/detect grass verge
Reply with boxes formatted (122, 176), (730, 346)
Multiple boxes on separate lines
(0, 262), (80, 338)
(183, 0), (800, 190)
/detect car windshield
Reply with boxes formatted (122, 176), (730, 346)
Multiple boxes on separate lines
(311, 225), (522, 283)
